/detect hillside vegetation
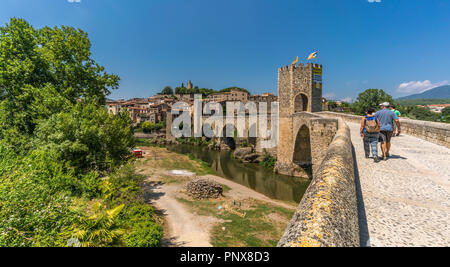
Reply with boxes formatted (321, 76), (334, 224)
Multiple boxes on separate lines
(397, 98), (450, 106)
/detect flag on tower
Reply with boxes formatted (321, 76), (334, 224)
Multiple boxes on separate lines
(307, 51), (318, 60)
(292, 56), (299, 65)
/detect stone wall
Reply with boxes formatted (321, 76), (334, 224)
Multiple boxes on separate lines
(275, 112), (338, 177)
(320, 112), (450, 148)
(278, 118), (359, 247)
(278, 63), (322, 115)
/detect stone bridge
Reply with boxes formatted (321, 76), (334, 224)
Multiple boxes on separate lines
(274, 63), (338, 178)
(275, 112), (338, 178)
(275, 63), (450, 247)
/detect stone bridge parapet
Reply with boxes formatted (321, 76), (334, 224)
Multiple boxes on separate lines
(278, 118), (359, 247)
(319, 112), (450, 148)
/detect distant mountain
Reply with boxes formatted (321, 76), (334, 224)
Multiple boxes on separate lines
(398, 85), (450, 100)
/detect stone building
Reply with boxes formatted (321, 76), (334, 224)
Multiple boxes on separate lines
(206, 89), (249, 103)
(249, 93), (278, 103)
(278, 63), (323, 115)
(275, 63), (338, 177)
(187, 80), (193, 90)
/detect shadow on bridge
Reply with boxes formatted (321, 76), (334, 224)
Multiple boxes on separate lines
(352, 145), (371, 247)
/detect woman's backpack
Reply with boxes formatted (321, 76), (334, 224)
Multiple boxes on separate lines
(365, 115), (378, 133)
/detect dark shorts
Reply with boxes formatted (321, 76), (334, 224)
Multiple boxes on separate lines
(379, 131), (393, 143)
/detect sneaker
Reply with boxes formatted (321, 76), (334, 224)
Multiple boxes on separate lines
(374, 157), (380, 163)
(383, 156), (387, 161)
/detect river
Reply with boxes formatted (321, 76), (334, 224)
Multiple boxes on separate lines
(165, 144), (310, 203)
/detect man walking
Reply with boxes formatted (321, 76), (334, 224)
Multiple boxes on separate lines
(376, 102), (401, 161)
(390, 105), (401, 136)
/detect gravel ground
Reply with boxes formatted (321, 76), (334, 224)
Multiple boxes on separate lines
(348, 122), (450, 247)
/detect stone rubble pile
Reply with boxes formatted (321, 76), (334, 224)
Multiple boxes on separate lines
(186, 179), (224, 199)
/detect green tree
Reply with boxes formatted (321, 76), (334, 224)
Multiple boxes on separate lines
(327, 100), (338, 110)
(0, 19), (163, 247)
(35, 102), (135, 174)
(141, 121), (155, 133)
(160, 86), (173, 95)
(0, 18), (119, 139)
(352, 89), (395, 115)
(442, 107), (450, 117)
(407, 106), (440, 122)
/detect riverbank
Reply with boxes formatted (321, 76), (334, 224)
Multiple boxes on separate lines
(136, 146), (297, 247)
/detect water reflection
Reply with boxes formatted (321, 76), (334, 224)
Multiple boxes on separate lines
(165, 144), (310, 203)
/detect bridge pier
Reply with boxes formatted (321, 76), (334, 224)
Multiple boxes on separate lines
(275, 112), (338, 178)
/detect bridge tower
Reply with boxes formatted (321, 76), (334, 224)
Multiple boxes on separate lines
(276, 63), (336, 178)
(278, 63), (323, 116)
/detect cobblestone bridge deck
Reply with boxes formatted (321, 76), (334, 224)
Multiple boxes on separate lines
(348, 122), (450, 247)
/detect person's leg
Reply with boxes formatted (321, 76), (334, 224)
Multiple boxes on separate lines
(385, 132), (393, 157)
(381, 142), (387, 159)
(370, 134), (379, 162)
(371, 134), (379, 158)
(379, 132), (387, 159)
(363, 134), (370, 158)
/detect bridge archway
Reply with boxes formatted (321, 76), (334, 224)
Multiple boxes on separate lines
(294, 94), (309, 113)
(221, 124), (237, 150)
(293, 125), (312, 166)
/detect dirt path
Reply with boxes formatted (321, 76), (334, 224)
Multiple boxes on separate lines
(144, 174), (296, 247)
(138, 146), (297, 247)
(202, 175), (296, 210)
(144, 180), (218, 247)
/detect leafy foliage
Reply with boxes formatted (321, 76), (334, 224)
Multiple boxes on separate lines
(351, 89), (395, 115)
(442, 107), (450, 117)
(397, 98), (450, 106)
(121, 204), (163, 247)
(160, 86), (173, 95)
(260, 151), (276, 169)
(141, 121), (165, 133)
(35, 102), (135, 174)
(397, 106), (441, 122)
(0, 19), (163, 247)
(0, 145), (79, 247)
(60, 202), (125, 247)
(0, 18), (119, 138)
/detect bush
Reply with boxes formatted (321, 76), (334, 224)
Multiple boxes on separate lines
(0, 145), (79, 247)
(259, 151), (276, 169)
(121, 204), (163, 247)
(35, 102), (135, 175)
(401, 106), (441, 122)
(107, 163), (145, 205)
(142, 122), (155, 133)
(60, 202), (126, 247)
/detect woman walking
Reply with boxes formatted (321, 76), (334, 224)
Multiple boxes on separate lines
(360, 107), (381, 163)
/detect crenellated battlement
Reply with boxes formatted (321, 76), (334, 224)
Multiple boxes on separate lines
(278, 63), (323, 73)
(277, 61), (323, 116)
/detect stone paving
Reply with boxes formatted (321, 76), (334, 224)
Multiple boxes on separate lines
(348, 122), (450, 247)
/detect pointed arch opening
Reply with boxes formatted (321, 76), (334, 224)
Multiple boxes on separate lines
(294, 93), (309, 113)
(293, 125), (312, 166)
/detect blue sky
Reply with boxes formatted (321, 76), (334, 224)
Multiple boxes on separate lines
(1, 0), (449, 101)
